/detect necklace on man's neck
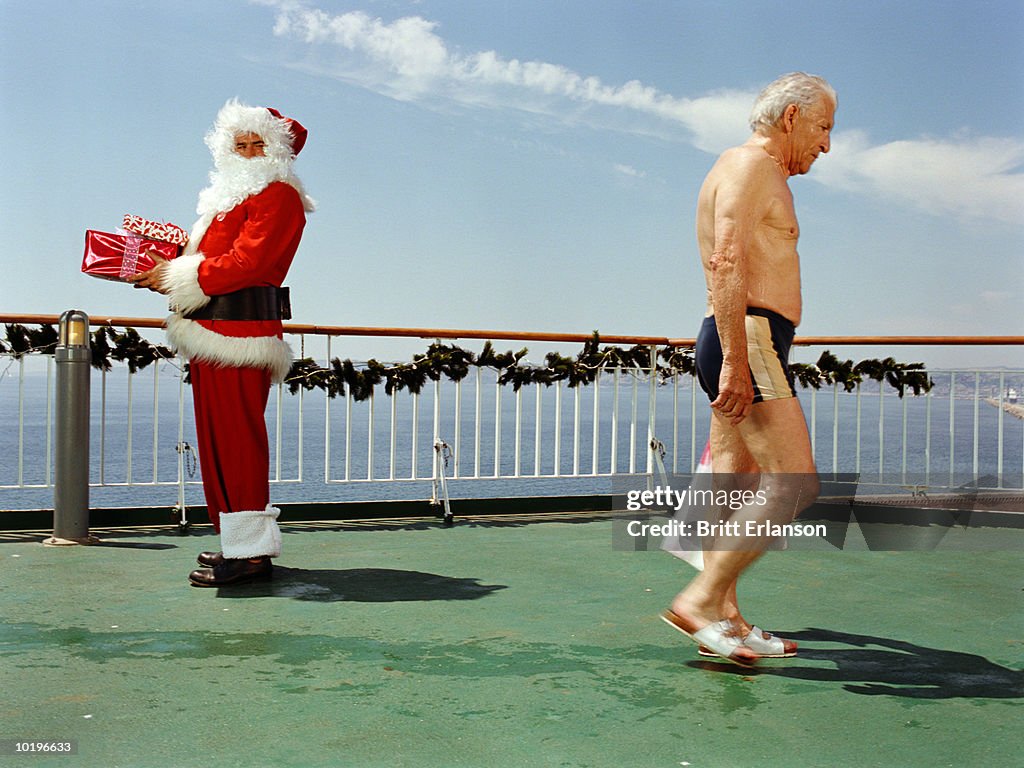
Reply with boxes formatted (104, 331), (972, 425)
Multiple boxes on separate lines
(762, 145), (788, 175)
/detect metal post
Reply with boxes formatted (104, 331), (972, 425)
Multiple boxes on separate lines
(45, 310), (96, 546)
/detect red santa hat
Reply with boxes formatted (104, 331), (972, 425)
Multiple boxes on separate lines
(266, 107), (307, 156)
(205, 99), (308, 164)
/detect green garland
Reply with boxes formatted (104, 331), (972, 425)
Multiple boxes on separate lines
(1, 323), (175, 374)
(790, 351), (931, 398)
(2, 323), (932, 400)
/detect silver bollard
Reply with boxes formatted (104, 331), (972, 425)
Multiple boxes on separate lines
(45, 310), (97, 546)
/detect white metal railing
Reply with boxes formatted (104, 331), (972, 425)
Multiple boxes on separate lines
(320, 353), (665, 485)
(2, 323), (1023, 512)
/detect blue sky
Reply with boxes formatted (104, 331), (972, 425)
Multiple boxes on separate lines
(1, 0), (1021, 368)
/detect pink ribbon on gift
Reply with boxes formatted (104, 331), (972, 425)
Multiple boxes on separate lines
(120, 233), (144, 279)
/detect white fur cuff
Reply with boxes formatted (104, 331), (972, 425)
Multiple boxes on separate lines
(220, 505), (282, 559)
(165, 253), (210, 314)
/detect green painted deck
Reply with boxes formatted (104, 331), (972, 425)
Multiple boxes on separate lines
(2, 512), (1022, 768)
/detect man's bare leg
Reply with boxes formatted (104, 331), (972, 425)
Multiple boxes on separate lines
(670, 398), (818, 641)
(705, 425), (759, 631)
(700, 414), (808, 639)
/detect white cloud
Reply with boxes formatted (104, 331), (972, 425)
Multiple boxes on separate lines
(676, 89), (754, 154)
(979, 290), (1014, 304)
(613, 164), (646, 178)
(265, 2), (752, 147)
(265, 2), (1024, 225)
(815, 130), (1024, 225)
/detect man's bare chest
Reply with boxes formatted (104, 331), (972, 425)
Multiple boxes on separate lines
(761, 186), (799, 242)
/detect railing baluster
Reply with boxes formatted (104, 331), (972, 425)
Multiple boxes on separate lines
(514, 386), (522, 478)
(324, 336), (332, 483)
(46, 356), (54, 486)
(646, 346), (657, 477)
(17, 357), (25, 486)
(367, 391), (375, 481)
(344, 389), (352, 482)
(411, 390), (420, 480)
(126, 369), (134, 485)
(629, 372), (638, 475)
(591, 370), (600, 475)
(534, 383), (542, 477)
(152, 359), (160, 484)
(572, 382), (581, 477)
(99, 368), (107, 485)
(474, 367), (482, 479)
(671, 374), (678, 474)
(854, 382), (862, 476)
(691, 373), (698, 473)
(949, 371), (956, 486)
(274, 381), (283, 482)
(554, 380), (562, 476)
(997, 371), (1005, 487)
(389, 389), (398, 481)
(973, 372), (980, 483)
(810, 386), (817, 459)
(296, 338), (304, 483)
(610, 367), (620, 475)
(436, 378), (444, 481)
(925, 383), (932, 486)
(454, 379), (462, 479)
(900, 389), (908, 484)
(831, 384), (839, 475)
(177, 365), (186, 508)
(493, 370), (502, 478)
(432, 378), (442, 482)
(878, 379), (884, 482)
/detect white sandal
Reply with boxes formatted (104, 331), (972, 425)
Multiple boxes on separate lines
(698, 625), (798, 658)
(661, 610), (759, 667)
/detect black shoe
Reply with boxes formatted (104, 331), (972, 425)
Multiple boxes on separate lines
(189, 557), (272, 587)
(197, 551), (225, 567)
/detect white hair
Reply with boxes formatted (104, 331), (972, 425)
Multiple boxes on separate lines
(205, 99), (296, 167)
(749, 72), (837, 133)
(195, 99), (316, 217)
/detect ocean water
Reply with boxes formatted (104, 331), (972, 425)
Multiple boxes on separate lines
(2, 361), (1022, 512)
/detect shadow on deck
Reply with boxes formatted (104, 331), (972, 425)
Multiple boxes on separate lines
(2, 506), (1022, 768)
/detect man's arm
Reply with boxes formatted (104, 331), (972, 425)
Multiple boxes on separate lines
(707, 154), (774, 425)
(197, 182), (306, 295)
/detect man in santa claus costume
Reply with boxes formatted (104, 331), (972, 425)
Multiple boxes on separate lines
(131, 99), (315, 586)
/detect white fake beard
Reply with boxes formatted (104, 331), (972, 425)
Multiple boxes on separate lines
(195, 154), (291, 217)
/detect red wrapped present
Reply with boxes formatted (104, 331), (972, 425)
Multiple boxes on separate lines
(122, 214), (189, 246)
(82, 230), (179, 283)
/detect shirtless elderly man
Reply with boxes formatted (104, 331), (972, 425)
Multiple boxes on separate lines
(662, 73), (835, 666)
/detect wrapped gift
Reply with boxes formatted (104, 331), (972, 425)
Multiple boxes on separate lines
(122, 214), (189, 246)
(82, 230), (179, 282)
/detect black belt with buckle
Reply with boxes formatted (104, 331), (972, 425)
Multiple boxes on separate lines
(183, 286), (291, 321)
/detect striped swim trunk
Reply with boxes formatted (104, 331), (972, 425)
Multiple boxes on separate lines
(695, 307), (797, 403)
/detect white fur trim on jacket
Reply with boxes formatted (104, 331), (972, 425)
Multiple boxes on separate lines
(165, 314), (294, 383)
(164, 253), (210, 315)
(219, 505), (282, 559)
(183, 214), (215, 257)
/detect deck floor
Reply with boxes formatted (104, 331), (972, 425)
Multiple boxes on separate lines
(2, 512), (1022, 768)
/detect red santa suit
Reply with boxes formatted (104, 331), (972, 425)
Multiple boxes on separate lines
(162, 100), (315, 560)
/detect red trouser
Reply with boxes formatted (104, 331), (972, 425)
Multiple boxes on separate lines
(190, 360), (272, 531)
